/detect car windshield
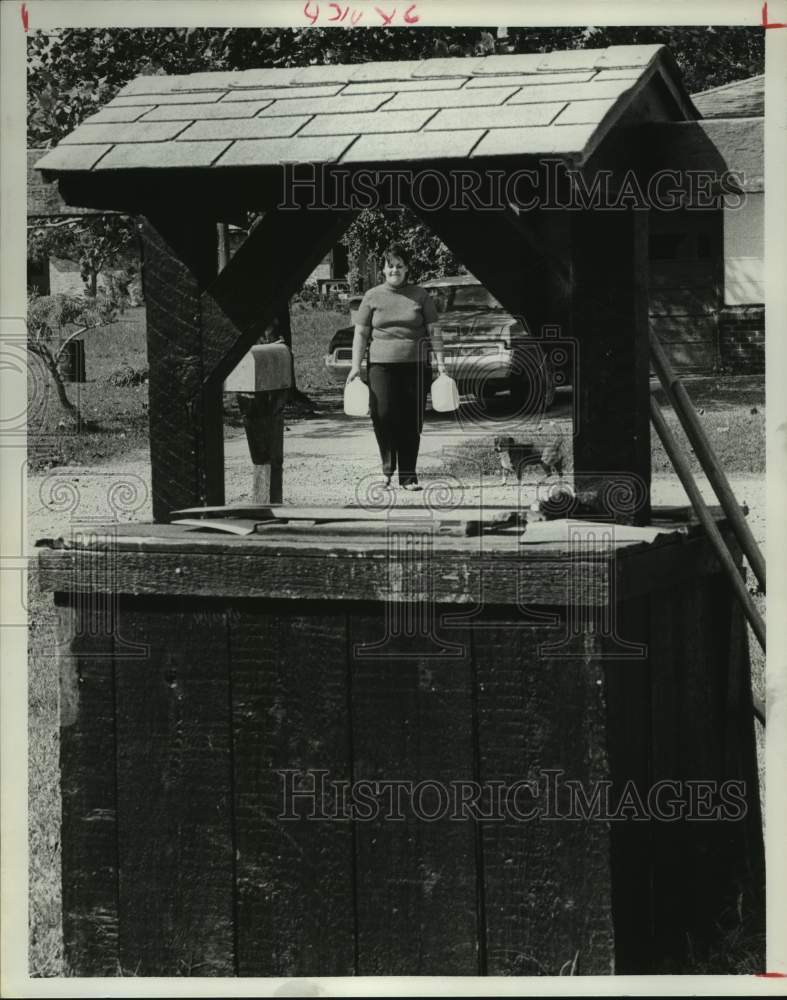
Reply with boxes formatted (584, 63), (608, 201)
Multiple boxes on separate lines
(449, 286), (502, 311)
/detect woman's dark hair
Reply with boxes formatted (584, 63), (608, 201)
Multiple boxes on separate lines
(382, 243), (410, 268)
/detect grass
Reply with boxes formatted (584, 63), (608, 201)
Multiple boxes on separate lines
(28, 304), (348, 470)
(440, 388), (765, 480)
(28, 565), (64, 978)
(28, 307), (151, 470)
(290, 302), (348, 394)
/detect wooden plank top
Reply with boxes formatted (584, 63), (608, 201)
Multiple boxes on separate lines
(35, 45), (698, 180)
(35, 511), (730, 606)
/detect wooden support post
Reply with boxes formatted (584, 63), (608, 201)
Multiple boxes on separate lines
(140, 214), (222, 521)
(570, 208), (651, 523)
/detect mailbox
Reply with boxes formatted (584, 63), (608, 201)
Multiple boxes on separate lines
(223, 342), (293, 393)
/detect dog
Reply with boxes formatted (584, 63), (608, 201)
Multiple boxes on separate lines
(493, 434), (565, 486)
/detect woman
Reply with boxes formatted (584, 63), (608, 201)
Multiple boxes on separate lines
(347, 245), (446, 490)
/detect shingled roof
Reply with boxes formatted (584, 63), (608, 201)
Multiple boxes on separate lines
(692, 75), (764, 119)
(36, 44), (696, 177)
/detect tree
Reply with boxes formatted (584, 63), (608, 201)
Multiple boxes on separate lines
(27, 287), (127, 422)
(28, 215), (138, 297)
(341, 207), (465, 291)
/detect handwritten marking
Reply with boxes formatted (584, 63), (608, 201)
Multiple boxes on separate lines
(302, 1), (417, 25)
(374, 6), (396, 25)
(20, 3), (28, 32)
(762, 2), (787, 27)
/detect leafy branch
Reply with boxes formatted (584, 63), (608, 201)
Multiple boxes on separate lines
(27, 288), (128, 422)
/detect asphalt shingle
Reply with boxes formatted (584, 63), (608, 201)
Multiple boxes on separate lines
(472, 52), (548, 75)
(595, 44), (665, 68)
(258, 93), (392, 117)
(35, 144), (113, 171)
(116, 68), (296, 96)
(472, 123), (597, 158)
(177, 116), (311, 141)
(383, 86), (519, 111)
(349, 60), (424, 82)
(61, 121), (189, 144)
(219, 85), (344, 102)
(342, 78), (467, 95)
(425, 102), (566, 131)
(536, 50), (603, 72)
(216, 135), (356, 166)
(465, 71), (596, 88)
(507, 78), (634, 104)
(98, 140), (231, 169)
(110, 91), (225, 107)
(340, 129), (485, 163)
(85, 106), (155, 124)
(554, 99), (618, 125)
(411, 57), (483, 79)
(289, 64), (357, 85)
(300, 108), (437, 136)
(140, 101), (272, 121)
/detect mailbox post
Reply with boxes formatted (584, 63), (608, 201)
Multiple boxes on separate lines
(224, 342), (293, 504)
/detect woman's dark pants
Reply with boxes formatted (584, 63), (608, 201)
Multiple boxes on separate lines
(368, 362), (431, 486)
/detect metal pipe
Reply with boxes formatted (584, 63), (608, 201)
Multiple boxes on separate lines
(650, 399), (766, 725)
(650, 333), (765, 592)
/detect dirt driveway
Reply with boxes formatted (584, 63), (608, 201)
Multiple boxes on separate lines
(28, 401), (766, 550)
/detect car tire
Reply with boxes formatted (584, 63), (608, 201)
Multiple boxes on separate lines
(510, 367), (556, 413)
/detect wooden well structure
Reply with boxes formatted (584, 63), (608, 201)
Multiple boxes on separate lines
(37, 45), (763, 977)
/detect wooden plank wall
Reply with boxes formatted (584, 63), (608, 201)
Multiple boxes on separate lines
(57, 598), (119, 976)
(58, 582), (763, 976)
(474, 618), (618, 976)
(230, 608), (355, 976)
(114, 602), (236, 975)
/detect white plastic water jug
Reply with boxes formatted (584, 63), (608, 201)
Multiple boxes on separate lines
(344, 378), (370, 417)
(431, 373), (460, 413)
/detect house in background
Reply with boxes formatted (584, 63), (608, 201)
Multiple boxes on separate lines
(27, 147), (141, 299)
(693, 75), (764, 373)
(645, 75), (764, 373)
(305, 244), (350, 295)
